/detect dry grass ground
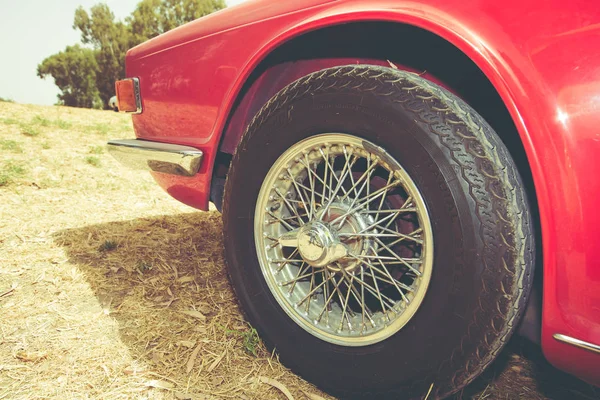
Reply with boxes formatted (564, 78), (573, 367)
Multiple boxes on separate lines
(0, 101), (598, 400)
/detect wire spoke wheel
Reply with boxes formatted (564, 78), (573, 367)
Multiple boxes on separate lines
(226, 66), (533, 398)
(254, 134), (434, 346)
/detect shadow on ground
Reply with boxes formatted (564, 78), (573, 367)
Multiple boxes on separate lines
(54, 212), (599, 400)
(454, 337), (599, 400)
(52, 212), (284, 398)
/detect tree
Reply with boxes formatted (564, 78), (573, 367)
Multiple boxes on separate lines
(129, 0), (226, 43)
(73, 4), (131, 108)
(128, 0), (163, 44)
(37, 45), (102, 109)
(39, 0), (225, 109)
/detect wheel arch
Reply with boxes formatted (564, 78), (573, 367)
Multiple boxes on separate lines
(213, 10), (541, 160)
(213, 14), (545, 273)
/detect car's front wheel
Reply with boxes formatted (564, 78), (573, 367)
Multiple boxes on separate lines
(223, 65), (534, 399)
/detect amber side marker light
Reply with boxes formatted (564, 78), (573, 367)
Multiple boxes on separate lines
(115, 78), (142, 113)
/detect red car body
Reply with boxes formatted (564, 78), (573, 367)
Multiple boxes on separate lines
(123, 0), (600, 385)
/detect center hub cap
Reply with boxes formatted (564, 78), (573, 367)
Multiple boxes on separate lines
(297, 221), (340, 267)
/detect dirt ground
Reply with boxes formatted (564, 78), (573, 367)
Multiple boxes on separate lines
(0, 101), (598, 400)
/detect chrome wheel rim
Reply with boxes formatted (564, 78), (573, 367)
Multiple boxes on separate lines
(254, 134), (433, 346)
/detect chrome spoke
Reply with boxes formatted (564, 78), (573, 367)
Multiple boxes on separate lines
(366, 251), (413, 298)
(339, 232), (418, 239)
(275, 248), (300, 272)
(342, 260), (405, 304)
(353, 209), (403, 235)
(329, 181), (401, 227)
(306, 268), (317, 313)
(268, 214), (309, 224)
(384, 228), (424, 248)
(296, 274), (329, 307)
(329, 271), (353, 331)
(320, 146), (357, 218)
(373, 173), (394, 223)
(353, 178), (402, 209)
(288, 262), (310, 294)
(274, 188), (306, 226)
(336, 168), (391, 229)
(342, 267), (376, 332)
(369, 267), (414, 295)
(362, 267), (397, 317)
(338, 155), (379, 203)
(350, 254), (422, 266)
(372, 236), (422, 276)
(287, 167), (311, 215)
(267, 210), (295, 231)
(319, 148), (331, 204)
(292, 178), (320, 214)
(304, 154), (317, 220)
(281, 271), (314, 286)
(319, 148), (345, 200)
(359, 208), (418, 214)
(271, 257), (305, 263)
(299, 156), (330, 203)
(316, 271), (336, 324)
(347, 154), (359, 198)
(322, 269), (330, 324)
(366, 225), (424, 245)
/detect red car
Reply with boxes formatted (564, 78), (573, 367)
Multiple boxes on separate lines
(108, 0), (600, 398)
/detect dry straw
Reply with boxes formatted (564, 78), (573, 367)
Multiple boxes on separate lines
(0, 102), (332, 400)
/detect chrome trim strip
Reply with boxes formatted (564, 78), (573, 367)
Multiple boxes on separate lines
(130, 77), (142, 114)
(107, 139), (203, 177)
(554, 333), (600, 354)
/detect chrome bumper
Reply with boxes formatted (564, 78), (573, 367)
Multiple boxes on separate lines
(107, 139), (203, 177)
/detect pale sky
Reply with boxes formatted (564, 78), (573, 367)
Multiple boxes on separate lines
(0, 0), (248, 106)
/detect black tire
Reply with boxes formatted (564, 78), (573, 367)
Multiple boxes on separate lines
(222, 65), (534, 399)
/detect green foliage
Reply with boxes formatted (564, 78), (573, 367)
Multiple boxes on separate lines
(0, 161), (26, 187)
(98, 240), (118, 252)
(74, 4), (130, 110)
(129, 0), (226, 42)
(32, 115), (51, 127)
(0, 140), (23, 153)
(240, 328), (260, 357)
(28, 115), (73, 130)
(39, 0), (226, 110)
(136, 260), (153, 273)
(85, 156), (101, 167)
(2, 118), (19, 125)
(223, 325), (261, 357)
(92, 123), (111, 135)
(37, 45), (103, 109)
(55, 119), (72, 130)
(89, 145), (104, 154)
(20, 124), (40, 137)
(0, 97), (14, 103)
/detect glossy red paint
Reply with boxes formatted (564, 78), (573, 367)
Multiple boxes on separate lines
(125, 0), (600, 384)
